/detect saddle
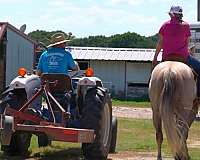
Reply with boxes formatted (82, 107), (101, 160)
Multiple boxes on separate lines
(163, 54), (187, 63)
(163, 54), (199, 98)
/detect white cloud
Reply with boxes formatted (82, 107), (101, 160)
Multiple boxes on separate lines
(0, 0), (30, 4)
(0, 0), (198, 37)
(110, 0), (144, 6)
(48, 0), (74, 8)
(24, 0), (161, 37)
(109, 0), (175, 6)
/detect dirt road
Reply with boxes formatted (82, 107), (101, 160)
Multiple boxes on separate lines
(112, 106), (152, 119)
(108, 151), (173, 160)
(0, 106), (199, 160)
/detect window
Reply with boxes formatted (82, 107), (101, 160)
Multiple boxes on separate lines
(196, 49), (200, 53)
(77, 61), (89, 70)
(128, 83), (148, 87)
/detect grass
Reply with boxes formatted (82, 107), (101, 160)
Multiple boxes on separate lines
(112, 98), (151, 108)
(0, 118), (199, 160)
(116, 118), (169, 152)
(116, 118), (200, 160)
(29, 139), (82, 160)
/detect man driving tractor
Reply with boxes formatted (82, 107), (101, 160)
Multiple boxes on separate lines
(37, 32), (79, 76)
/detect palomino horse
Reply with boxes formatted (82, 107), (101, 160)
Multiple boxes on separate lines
(149, 61), (199, 160)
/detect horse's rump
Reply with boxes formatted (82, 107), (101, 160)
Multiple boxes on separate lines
(149, 61), (196, 159)
(149, 61), (196, 112)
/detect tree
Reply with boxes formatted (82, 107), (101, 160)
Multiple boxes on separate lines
(28, 30), (75, 47)
(28, 30), (157, 48)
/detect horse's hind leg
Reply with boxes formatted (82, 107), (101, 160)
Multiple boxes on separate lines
(152, 109), (163, 160)
(175, 153), (189, 160)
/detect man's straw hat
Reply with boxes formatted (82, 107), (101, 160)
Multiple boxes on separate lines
(48, 32), (70, 48)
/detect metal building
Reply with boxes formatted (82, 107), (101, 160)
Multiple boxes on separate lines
(190, 23), (200, 52)
(189, 23), (200, 61)
(70, 46), (162, 99)
(0, 22), (36, 91)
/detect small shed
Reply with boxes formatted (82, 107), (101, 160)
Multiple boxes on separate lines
(0, 22), (36, 91)
(70, 46), (162, 99)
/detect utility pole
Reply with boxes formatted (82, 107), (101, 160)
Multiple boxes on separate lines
(198, 0), (200, 21)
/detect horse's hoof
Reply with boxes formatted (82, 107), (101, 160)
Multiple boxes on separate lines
(157, 157), (162, 160)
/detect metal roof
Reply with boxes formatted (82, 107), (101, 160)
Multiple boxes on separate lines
(0, 22), (36, 44)
(69, 46), (162, 62)
(190, 23), (200, 29)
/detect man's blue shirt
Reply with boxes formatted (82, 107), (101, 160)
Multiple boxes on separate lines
(37, 48), (75, 74)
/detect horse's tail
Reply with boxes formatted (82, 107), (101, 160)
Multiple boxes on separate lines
(161, 69), (188, 159)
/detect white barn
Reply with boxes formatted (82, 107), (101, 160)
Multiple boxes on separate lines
(0, 22), (36, 91)
(70, 46), (162, 99)
(190, 23), (200, 59)
(70, 24), (200, 99)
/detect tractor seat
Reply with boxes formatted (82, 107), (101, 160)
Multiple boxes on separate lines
(41, 73), (72, 93)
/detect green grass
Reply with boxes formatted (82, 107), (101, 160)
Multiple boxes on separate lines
(116, 118), (169, 153)
(116, 118), (200, 160)
(0, 118), (199, 160)
(112, 98), (151, 108)
(29, 138), (82, 159)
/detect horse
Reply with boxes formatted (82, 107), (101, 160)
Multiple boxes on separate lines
(149, 61), (199, 160)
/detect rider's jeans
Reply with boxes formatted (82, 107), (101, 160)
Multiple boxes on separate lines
(187, 55), (200, 75)
(187, 55), (200, 97)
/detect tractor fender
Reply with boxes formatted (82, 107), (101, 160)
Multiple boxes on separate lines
(3, 74), (42, 111)
(77, 77), (103, 99)
(77, 77), (103, 87)
(9, 74), (41, 100)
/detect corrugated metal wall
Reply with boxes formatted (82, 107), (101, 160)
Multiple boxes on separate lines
(126, 62), (151, 99)
(6, 28), (34, 85)
(90, 60), (125, 95)
(90, 60), (151, 98)
(126, 62), (151, 83)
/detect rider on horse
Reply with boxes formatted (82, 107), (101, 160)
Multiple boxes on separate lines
(149, 6), (200, 159)
(153, 5), (200, 97)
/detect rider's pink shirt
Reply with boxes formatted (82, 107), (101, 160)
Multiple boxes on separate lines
(159, 18), (191, 60)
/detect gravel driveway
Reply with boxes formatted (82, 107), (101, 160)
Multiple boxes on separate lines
(113, 106), (200, 121)
(112, 106), (152, 119)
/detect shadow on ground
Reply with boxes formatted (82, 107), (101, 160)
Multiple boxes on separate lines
(0, 147), (85, 160)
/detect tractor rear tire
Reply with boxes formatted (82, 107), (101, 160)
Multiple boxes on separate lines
(1, 132), (31, 156)
(109, 116), (118, 153)
(0, 90), (32, 156)
(80, 87), (112, 160)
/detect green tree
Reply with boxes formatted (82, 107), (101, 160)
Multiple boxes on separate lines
(28, 30), (157, 48)
(28, 30), (75, 46)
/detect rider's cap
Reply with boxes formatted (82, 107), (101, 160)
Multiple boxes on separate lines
(48, 32), (70, 48)
(169, 6), (183, 15)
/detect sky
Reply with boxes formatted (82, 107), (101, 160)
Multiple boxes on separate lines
(0, 0), (199, 38)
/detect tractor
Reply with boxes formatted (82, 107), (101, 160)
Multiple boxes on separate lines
(0, 65), (117, 160)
